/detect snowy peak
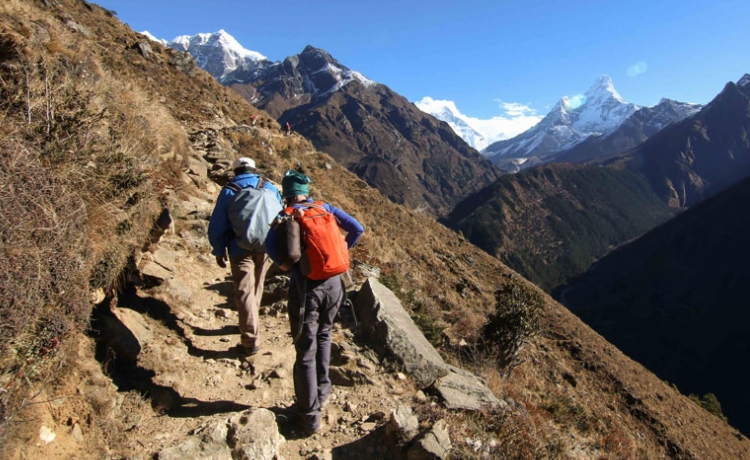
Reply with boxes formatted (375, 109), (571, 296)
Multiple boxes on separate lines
(738, 74), (750, 88)
(584, 74), (624, 104)
(300, 45), (376, 91)
(273, 45), (376, 99)
(166, 30), (269, 84)
(414, 97), (487, 150)
(141, 30), (167, 46)
(484, 75), (639, 169)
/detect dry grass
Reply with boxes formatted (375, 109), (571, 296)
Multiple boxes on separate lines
(0, 3), (186, 446)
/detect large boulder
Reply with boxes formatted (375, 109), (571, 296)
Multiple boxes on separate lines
(354, 278), (502, 412)
(354, 278), (448, 388)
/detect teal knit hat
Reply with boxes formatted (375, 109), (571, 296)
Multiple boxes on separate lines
(281, 169), (312, 198)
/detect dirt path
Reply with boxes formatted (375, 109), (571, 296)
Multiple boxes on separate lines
(100, 225), (419, 459)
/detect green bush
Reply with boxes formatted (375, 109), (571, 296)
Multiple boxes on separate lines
(689, 393), (728, 422)
(481, 281), (543, 375)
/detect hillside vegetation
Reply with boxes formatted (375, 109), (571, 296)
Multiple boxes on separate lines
(559, 174), (750, 436)
(0, 1), (748, 459)
(444, 163), (676, 291)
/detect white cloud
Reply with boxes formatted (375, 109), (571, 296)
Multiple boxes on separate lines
(627, 61), (648, 77)
(496, 100), (538, 117)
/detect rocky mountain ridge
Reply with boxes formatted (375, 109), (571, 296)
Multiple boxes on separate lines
(555, 97), (703, 165)
(619, 76), (750, 208)
(161, 31), (502, 216)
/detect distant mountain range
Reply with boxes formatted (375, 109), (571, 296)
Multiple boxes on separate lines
(480, 76), (701, 172)
(158, 31), (501, 216)
(444, 73), (750, 292)
(555, 97), (703, 165)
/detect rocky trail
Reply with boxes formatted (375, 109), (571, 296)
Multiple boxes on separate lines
(93, 205), (432, 459)
(14, 162), (467, 459)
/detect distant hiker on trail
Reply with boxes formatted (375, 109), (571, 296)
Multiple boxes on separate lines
(208, 157), (283, 358)
(284, 121), (291, 136)
(265, 169), (364, 435)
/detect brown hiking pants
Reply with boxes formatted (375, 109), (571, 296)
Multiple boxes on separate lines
(229, 251), (270, 349)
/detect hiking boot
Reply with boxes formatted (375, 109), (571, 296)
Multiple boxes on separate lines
(297, 411), (321, 437)
(232, 344), (259, 358)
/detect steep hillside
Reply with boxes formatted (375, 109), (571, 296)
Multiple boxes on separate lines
(1, 1), (749, 459)
(228, 45), (503, 216)
(443, 163), (676, 291)
(619, 77), (750, 208)
(558, 174), (750, 436)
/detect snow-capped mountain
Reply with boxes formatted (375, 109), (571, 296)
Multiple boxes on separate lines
(166, 30), (270, 85)
(414, 98), (488, 150)
(163, 32), (500, 215)
(140, 30), (167, 46)
(484, 75), (639, 171)
(555, 98), (703, 165)
(253, 45), (376, 103)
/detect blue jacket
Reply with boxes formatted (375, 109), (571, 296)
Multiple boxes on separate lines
(208, 173), (283, 257)
(265, 199), (364, 267)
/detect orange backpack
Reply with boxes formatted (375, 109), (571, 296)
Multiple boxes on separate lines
(284, 201), (350, 280)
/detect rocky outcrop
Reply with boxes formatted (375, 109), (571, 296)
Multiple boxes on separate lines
(354, 277), (500, 411)
(430, 366), (501, 411)
(157, 408), (283, 460)
(354, 277), (449, 388)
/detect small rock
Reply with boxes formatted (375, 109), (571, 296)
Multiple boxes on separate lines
(270, 368), (289, 379)
(71, 424), (84, 443)
(360, 422), (377, 432)
(39, 426), (56, 444)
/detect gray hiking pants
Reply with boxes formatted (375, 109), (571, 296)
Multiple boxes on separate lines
(229, 251), (270, 350)
(288, 268), (344, 431)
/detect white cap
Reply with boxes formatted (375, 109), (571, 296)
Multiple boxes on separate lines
(232, 157), (256, 171)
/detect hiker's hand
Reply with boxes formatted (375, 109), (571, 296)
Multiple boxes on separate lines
(215, 254), (227, 268)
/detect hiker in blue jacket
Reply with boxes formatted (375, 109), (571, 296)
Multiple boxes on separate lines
(208, 157), (282, 357)
(266, 169), (363, 435)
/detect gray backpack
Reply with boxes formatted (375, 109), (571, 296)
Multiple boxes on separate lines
(225, 179), (283, 252)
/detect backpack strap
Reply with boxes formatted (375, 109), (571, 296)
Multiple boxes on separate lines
(224, 181), (242, 193)
(225, 177), (266, 194)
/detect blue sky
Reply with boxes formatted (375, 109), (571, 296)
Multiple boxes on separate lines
(94, 0), (747, 124)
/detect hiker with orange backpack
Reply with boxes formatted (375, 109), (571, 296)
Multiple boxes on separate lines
(265, 169), (364, 435)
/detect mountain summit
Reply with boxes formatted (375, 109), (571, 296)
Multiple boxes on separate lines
(483, 75), (639, 171)
(167, 30), (270, 84)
